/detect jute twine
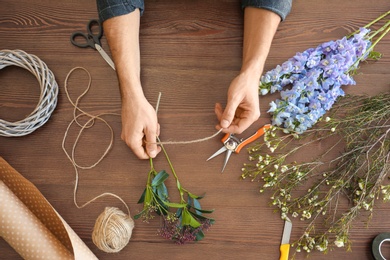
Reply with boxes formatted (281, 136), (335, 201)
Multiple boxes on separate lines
(149, 93), (224, 145)
(0, 49), (58, 137)
(92, 207), (134, 253)
(62, 67), (134, 253)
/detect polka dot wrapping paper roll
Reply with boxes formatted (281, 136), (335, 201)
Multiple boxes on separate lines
(0, 157), (98, 260)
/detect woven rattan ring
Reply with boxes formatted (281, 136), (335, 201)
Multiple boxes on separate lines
(0, 50), (58, 137)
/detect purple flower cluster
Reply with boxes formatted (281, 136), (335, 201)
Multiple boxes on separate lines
(260, 28), (372, 133)
(159, 215), (213, 244)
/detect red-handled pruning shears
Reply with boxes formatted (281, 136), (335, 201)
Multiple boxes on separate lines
(207, 124), (271, 172)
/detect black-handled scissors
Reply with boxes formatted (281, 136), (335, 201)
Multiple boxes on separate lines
(70, 19), (115, 70)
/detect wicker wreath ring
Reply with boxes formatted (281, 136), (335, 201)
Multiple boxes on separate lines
(0, 49), (58, 137)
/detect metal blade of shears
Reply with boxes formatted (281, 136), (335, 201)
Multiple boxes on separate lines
(221, 149), (232, 173)
(206, 146), (228, 161)
(95, 44), (116, 71)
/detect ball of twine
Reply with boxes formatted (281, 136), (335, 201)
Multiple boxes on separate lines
(92, 207), (135, 253)
(0, 49), (58, 137)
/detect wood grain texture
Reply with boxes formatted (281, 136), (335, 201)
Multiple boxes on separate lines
(1, 1), (390, 259)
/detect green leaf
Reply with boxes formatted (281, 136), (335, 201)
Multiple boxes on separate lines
(181, 208), (201, 228)
(156, 183), (169, 200)
(153, 192), (169, 215)
(193, 198), (202, 215)
(195, 230), (205, 241)
(176, 208), (183, 218)
(181, 209), (191, 225)
(137, 188), (147, 204)
(191, 207), (215, 214)
(164, 202), (187, 208)
(151, 170), (169, 187)
(189, 211), (215, 223)
(144, 187), (153, 207)
(187, 198), (214, 214)
(368, 51), (382, 60)
(134, 208), (147, 220)
(188, 192), (204, 200)
(189, 216), (201, 228)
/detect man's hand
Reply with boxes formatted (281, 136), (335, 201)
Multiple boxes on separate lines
(103, 11), (161, 159)
(216, 7), (281, 134)
(215, 72), (260, 134)
(121, 95), (161, 159)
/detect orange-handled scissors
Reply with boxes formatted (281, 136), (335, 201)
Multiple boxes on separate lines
(207, 124), (271, 172)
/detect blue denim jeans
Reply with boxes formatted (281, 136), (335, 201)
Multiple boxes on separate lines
(96, 0), (292, 22)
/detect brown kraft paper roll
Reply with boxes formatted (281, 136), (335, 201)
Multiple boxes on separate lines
(0, 157), (98, 260)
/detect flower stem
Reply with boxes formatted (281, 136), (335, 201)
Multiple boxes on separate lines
(157, 136), (185, 202)
(347, 20), (390, 73)
(367, 20), (390, 40)
(363, 10), (390, 29)
(348, 10), (390, 38)
(158, 137), (177, 179)
(149, 157), (154, 170)
(147, 158), (154, 184)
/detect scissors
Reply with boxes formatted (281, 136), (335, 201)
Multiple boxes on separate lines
(207, 124), (271, 172)
(70, 19), (116, 70)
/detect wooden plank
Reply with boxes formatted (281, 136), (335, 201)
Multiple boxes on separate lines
(0, 0), (389, 259)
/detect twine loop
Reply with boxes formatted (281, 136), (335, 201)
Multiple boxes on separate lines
(62, 67), (134, 253)
(0, 49), (58, 137)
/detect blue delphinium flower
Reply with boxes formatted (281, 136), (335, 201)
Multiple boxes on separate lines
(260, 27), (373, 133)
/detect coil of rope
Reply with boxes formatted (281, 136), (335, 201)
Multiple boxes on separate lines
(0, 49), (58, 137)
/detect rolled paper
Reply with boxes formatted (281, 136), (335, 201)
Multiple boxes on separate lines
(0, 157), (98, 260)
(0, 181), (74, 259)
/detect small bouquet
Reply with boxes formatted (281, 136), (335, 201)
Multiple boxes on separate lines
(134, 143), (214, 244)
(260, 10), (390, 133)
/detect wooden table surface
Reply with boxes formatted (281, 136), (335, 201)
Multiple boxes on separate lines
(1, 1), (390, 259)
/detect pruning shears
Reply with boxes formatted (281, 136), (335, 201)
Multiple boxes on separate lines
(207, 124), (271, 172)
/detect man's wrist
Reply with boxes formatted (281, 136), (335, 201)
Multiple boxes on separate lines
(240, 59), (264, 81)
(119, 80), (145, 103)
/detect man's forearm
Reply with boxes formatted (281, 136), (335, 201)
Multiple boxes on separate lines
(102, 10), (161, 159)
(241, 7), (281, 81)
(102, 10), (144, 102)
(216, 7), (283, 133)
